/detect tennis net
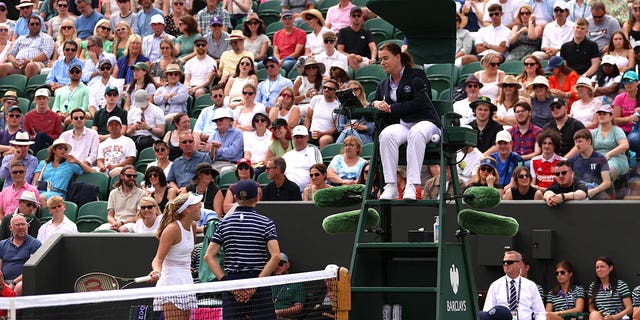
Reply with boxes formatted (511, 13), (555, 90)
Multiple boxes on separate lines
(0, 265), (350, 320)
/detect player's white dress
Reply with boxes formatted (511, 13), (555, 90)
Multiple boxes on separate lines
(153, 221), (197, 311)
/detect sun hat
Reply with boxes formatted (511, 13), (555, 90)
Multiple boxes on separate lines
(9, 132), (34, 146)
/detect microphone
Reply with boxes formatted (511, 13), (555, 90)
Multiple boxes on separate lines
(463, 186), (501, 209)
(322, 208), (380, 234)
(457, 209), (519, 237)
(313, 184), (365, 208)
(411, 77), (428, 97)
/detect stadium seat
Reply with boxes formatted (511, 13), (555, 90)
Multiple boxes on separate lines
(256, 172), (271, 187)
(0, 74), (27, 98)
(218, 171), (239, 191)
(321, 143), (343, 164)
(352, 0), (368, 6)
(138, 147), (155, 162)
(74, 172), (110, 201)
(367, 90), (376, 102)
(24, 74), (48, 99)
(258, 1), (282, 27)
(190, 105), (208, 118)
(76, 201), (108, 232)
(17, 97), (30, 114)
(299, 22), (313, 33)
(378, 39), (403, 48)
(458, 61), (482, 83)
(361, 142), (374, 160)
(354, 64), (386, 96)
(499, 60), (524, 76)
(317, 0), (339, 16)
(363, 18), (394, 44)
(287, 67), (299, 81)
(39, 201), (78, 223)
(193, 93), (211, 109)
(426, 63), (458, 84)
(36, 149), (48, 161)
(266, 21), (284, 39)
(135, 160), (152, 173)
(438, 88), (451, 100)
(428, 78), (451, 96)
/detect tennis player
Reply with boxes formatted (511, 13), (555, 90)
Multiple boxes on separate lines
(204, 180), (281, 319)
(149, 192), (202, 319)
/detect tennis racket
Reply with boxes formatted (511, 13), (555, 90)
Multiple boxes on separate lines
(74, 272), (152, 292)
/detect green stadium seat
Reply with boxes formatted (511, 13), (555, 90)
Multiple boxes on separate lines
(361, 142), (374, 160)
(378, 39), (403, 48)
(426, 63), (458, 84)
(36, 149), (48, 161)
(0, 74), (27, 98)
(40, 201), (78, 223)
(499, 60), (524, 75)
(74, 172), (110, 201)
(135, 160), (153, 173)
(287, 67), (299, 81)
(190, 105), (208, 118)
(321, 143), (343, 165)
(354, 64), (386, 96)
(24, 74), (48, 99)
(317, 0), (339, 16)
(76, 201), (108, 232)
(458, 61), (482, 84)
(17, 97), (30, 114)
(138, 147), (156, 162)
(438, 88), (451, 100)
(363, 18), (394, 44)
(193, 93), (211, 109)
(266, 21), (284, 39)
(218, 171), (239, 191)
(256, 172), (271, 187)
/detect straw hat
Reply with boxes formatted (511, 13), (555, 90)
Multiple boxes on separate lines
(572, 76), (594, 93)
(226, 30), (246, 41)
(297, 58), (326, 75)
(526, 75), (549, 89)
(10, 132), (34, 146)
(1, 90), (18, 103)
(497, 75), (522, 89)
(164, 64), (183, 75)
(49, 138), (72, 153)
(302, 8), (325, 26)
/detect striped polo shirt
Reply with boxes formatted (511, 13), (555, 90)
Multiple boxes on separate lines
(546, 285), (585, 311)
(212, 206), (278, 273)
(587, 280), (631, 315)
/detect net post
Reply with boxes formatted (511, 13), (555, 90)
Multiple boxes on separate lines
(335, 267), (351, 320)
(9, 298), (15, 320)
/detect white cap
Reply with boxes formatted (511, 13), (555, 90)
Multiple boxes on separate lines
(34, 88), (50, 97)
(292, 125), (308, 136)
(134, 89), (148, 108)
(496, 130), (512, 143)
(601, 55), (616, 66)
(150, 14), (165, 25)
(107, 116), (122, 125)
(553, 0), (568, 10)
(212, 108), (233, 121)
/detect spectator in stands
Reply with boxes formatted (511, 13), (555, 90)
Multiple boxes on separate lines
(546, 97), (585, 158)
(315, 31), (347, 78)
(560, 18), (600, 78)
(593, 55), (621, 101)
(52, 63), (90, 126)
(174, 15), (201, 62)
(82, 36), (118, 84)
(0, 190), (40, 240)
(540, 1), (574, 59)
(186, 162), (223, 220)
(142, 15), (175, 64)
(272, 10), (306, 73)
(48, 2), (75, 42)
(570, 129), (612, 199)
(244, 112), (272, 167)
(543, 160), (587, 205)
(196, 0), (231, 34)
(328, 60), (350, 89)
(0, 214), (42, 296)
(587, 2), (622, 53)
(325, 0), (355, 33)
(60, 108), (100, 166)
(483, 250), (546, 319)
(494, 75), (521, 128)
(131, 196), (162, 233)
(473, 53), (505, 102)
(23, 88), (62, 154)
(545, 260), (585, 320)
(293, 58), (323, 113)
(570, 76), (601, 129)
(37, 195), (78, 242)
(502, 166), (543, 200)
(0, 91), (20, 136)
(78, 19), (113, 60)
(528, 76), (555, 128)
(305, 79), (340, 148)
(270, 87), (301, 130)
(326, 135), (366, 186)
(97, 116), (136, 178)
(591, 105), (629, 181)
(224, 56), (258, 109)
(516, 55), (545, 95)
(469, 96), (502, 153)
(613, 71), (640, 135)
(34, 137), (93, 202)
(203, 16), (230, 63)
(204, 180), (280, 319)
(302, 8), (330, 57)
(153, 64), (189, 118)
(0, 161), (39, 216)
(218, 31), (254, 86)
(508, 101), (541, 161)
(455, 12), (473, 67)
(466, 157), (503, 195)
(100, 165), (146, 232)
(303, 163), (331, 201)
(336, 80), (374, 144)
(46, 40), (84, 91)
(264, 118), (293, 162)
(88, 60), (123, 119)
(530, 129), (564, 191)
(422, 165), (465, 200)
(506, 4), (542, 62)
(127, 89), (165, 152)
(143, 165), (175, 213)
(74, 0), (104, 39)
(146, 141), (172, 177)
(473, 4), (509, 61)
(0, 16), (54, 79)
(272, 252), (305, 318)
(242, 13), (268, 64)
(113, 21), (132, 60)
(0, 270), (16, 305)
(256, 56), (294, 109)
(457, 146), (483, 185)
(123, 62), (157, 110)
(133, 0), (163, 37)
(489, 130), (524, 187)
(208, 108), (243, 175)
(184, 36), (218, 99)
(280, 125), (322, 192)
(149, 39), (182, 87)
(13, 0), (45, 40)
(233, 83), (266, 136)
(0, 132), (38, 188)
(163, 113), (197, 161)
(336, 6), (376, 72)
(92, 86), (128, 142)
(168, 132), (214, 193)
(193, 85), (229, 142)
(587, 257), (632, 319)
(111, 2), (135, 37)
(453, 75), (482, 125)
(262, 157), (301, 201)
(222, 158), (261, 213)
(460, 0), (488, 33)
(113, 35), (149, 87)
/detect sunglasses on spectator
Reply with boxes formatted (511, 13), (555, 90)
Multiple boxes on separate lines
(106, 92), (119, 97)
(116, 28), (127, 32)
(305, 65), (318, 70)
(502, 260), (520, 265)
(489, 62), (501, 67)
(11, 170), (24, 175)
(100, 66), (112, 71)
(592, 14), (604, 19)
(502, 84), (516, 88)
(247, 21), (260, 25)
(351, 14), (362, 18)
(154, 147), (166, 153)
(517, 174), (531, 179)
(24, 202), (37, 208)
(242, 91), (255, 95)
(310, 172), (322, 177)
(195, 43), (207, 48)
(550, 105), (563, 110)
(160, 46), (172, 50)
(479, 165), (493, 172)
(55, 145), (68, 150)
(147, 172), (160, 178)
(555, 270), (566, 275)
(278, 260), (287, 266)
(0, 7), (6, 11)
(173, 2), (184, 5)
(49, 204), (63, 209)
(519, 11), (530, 15)
(212, 94), (224, 98)
(554, 170), (569, 176)
(180, 139), (194, 144)
(64, 48), (77, 52)
(240, 61), (252, 66)
(266, 64), (277, 69)
(123, 173), (137, 178)
(324, 39), (336, 44)
(61, 25), (74, 30)
(8, 114), (21, 118)
(524, 62), (537, 67)
(282, 16), (293, 21)
(140, 205), (154, 210)
(488, 12), (500, 17)
(466, 84), (479, 89)
(69, 69), (81, 74)
(532, 84), (546, 90)
(0, 28), (7, 32)
(99, 26), (111, 31)
(30, 22), (41, 26)
(622, 79), (637, 85)
(254, 118), (267, 123)
(554, 8), (564, 13)
(237, 165), (250, 170)
(323, 86), (337, 91)
(73, 116), (85, 120)
(280, 93), (293, 98)
(57, 2), (69, 7)
(167, 72), (180, 77)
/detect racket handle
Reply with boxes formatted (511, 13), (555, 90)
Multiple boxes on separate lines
(134, 275), (152, 283)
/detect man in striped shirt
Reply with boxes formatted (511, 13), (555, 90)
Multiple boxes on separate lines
(205, 180), (281, 320)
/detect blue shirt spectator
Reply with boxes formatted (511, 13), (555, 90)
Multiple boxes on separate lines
(75, 10), (104, 39)
(133, 7), (164, 37)
(46, 57), (85, 87)
(0, 232), (41, 280)
(167, 151), (212, 188)
(255, 74), (293, 108)
(115, 54), (149, 85)
(0, 154), (38, 189)
(13, 13), (45, 38)
(208, 127), (244, 162)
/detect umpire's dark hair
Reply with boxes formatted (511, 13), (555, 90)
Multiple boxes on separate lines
(378, 42), (414, 68)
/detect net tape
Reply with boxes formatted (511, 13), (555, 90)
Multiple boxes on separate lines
(0, 265), (339, 310)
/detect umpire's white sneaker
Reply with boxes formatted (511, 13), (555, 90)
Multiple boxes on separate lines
(379, 183), (398, 200)
(403, 184), (417, 200)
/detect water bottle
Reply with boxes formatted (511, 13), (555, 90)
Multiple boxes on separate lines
(392, 304), (402, 320)
(433, 216), (440, 243)
(602, 95), (609, 106)
(382, 304), (391, 320)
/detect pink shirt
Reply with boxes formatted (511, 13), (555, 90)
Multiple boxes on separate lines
(326, 2), (356, 33)
(612, 92), (636, 133)
(0, 183), (40, 216)
(273, 28), (306, 59)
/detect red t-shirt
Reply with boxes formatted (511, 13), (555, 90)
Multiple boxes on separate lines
(23, 109), (62, 140)
(273, 28), (307, 59)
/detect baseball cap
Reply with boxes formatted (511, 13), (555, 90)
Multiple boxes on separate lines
(98, 58), (112, 68)
(553, 0), (568, 11)
(496, 130), (512, 143)
(545, 55), (565, 72)
(601, 55), (616, 66)
(107, 116), (122, 125)
(264, 56), (280, 65)
(280, 252), (289, 263)
(134, 89), (148, 108)
(237, 158), (252, 167)
(104, 85), (119, 95)
(292, 125), (308, 136)
(623, 71), (639, 82)
(233, 180), (259, 200)
(478, 306), (511, 320)
(210, 16), (223, 26)
(68, 63), (82, 72)
(596, 104), (614, 114)
(130, 62), (149, 71)
(34, 88), (50, 97)
(549, 97), (566, 108)
(350, 7), (363, 14)
(479, 157), (497, 170)
(194, 36), (207, 45)
(271, 118), (288, 128)
(280, 9), (293, 17)
(150, 14), (164, 25)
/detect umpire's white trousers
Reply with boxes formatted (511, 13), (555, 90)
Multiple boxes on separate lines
(379, 120), (441, 185)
